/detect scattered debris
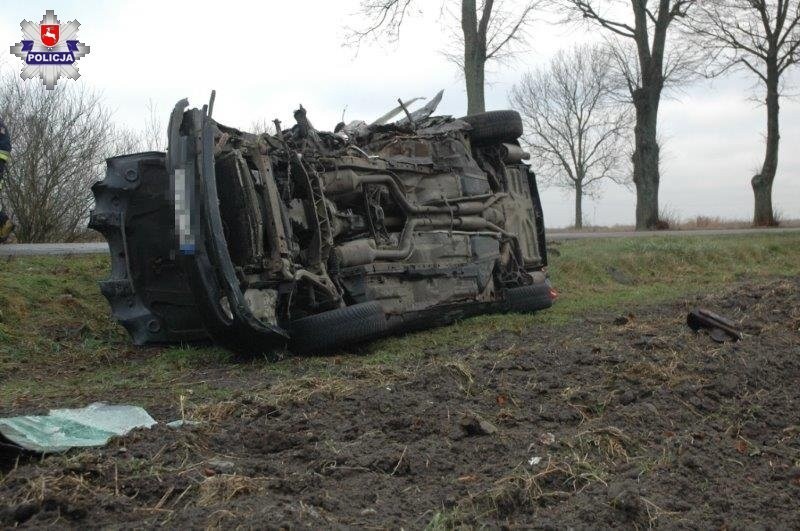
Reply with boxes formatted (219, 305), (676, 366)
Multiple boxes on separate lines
(0, 403), (156, 453)
(459, 412), (498, 436)
(528, 456), (542, 466)
(687, 308), (743, 343)
(538, 432), (556, 446)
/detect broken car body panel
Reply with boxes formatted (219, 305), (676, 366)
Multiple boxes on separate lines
(90, 93), (552, 355)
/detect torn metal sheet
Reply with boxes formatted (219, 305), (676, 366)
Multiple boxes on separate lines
(395, 89), (444, 126)
(370, 96), (425, 125)
(0, 403), (156, 453)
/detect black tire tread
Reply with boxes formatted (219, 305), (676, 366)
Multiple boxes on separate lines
(460, 110), (524, 144)
(504, 284), (553, 313)
(290, 301), (388, 354)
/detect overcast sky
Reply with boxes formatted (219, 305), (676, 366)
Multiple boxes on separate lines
(2, 0), (798, 227)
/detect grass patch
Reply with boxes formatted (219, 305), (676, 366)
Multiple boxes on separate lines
(360, 232), (800, 361)
(1, 232), (798, 412)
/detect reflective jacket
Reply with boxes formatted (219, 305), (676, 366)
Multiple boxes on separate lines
(0, 116), (11, 162)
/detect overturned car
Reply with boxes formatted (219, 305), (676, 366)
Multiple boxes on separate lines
(90, 92), (554, 356)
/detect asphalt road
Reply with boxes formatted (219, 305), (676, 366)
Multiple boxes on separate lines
(1, 227), (798, 257)
(546, 226), (800, 240)
(0, 242), (109, 256)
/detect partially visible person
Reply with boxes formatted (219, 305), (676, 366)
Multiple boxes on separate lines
(0, 115), (14, 243)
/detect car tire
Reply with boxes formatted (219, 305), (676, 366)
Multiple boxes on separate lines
(290, 301), (389, 354)
(460, 110), (524, 144)
(503, 283), (553, 313)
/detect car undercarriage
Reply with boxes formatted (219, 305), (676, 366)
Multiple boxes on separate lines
(90, 92), (554, 356)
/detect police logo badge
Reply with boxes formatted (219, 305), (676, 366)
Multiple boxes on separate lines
(9, 10), (90, 90)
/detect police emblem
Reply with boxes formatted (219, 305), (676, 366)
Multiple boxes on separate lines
(9, 10), (90, 90)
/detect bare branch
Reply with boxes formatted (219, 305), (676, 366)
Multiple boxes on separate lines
(565, 0), (637, 38)
(347, 0), (539, 113)
(485, 2), (537, 60)
(686, 0), (800, 86)
(346, 0), (416, 45)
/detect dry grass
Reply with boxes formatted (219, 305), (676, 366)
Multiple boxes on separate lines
(452, 422), (645, 522)
(573, 426), (633, 463)
(197, 475), (268, 507)
(186, 400), (241, 423)
(445, 360), (476, 394)
(461, 459), (592, 520)
(7, 473), (95, 505)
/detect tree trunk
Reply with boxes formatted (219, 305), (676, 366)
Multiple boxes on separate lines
(574, 181), (583, 229)
(461, 0), (486, 115)
(631, 88), (661, 230)
(752, 65), (780, 226)
(464, 53), (486, 115)
(751, 175), (774, 226)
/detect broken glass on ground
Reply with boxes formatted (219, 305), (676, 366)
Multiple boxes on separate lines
(0, 403), (156, 453)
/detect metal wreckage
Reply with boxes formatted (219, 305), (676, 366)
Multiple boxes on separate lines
(90, 90), (555, 356)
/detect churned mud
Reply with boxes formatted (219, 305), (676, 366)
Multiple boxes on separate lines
(2, 277), (799, 528)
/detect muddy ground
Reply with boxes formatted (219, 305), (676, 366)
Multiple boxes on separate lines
(1, 277), (799, 529)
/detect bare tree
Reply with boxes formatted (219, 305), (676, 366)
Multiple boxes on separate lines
(688, 0), (800, 226)
(142, 99), (166, 151)
(554, 0), (696, 229)
(0, 73), (113, 242)
(348, 0), (538, 114)
(250, 118), (275, 136)
(107, 125), (146, 157)
(101, 100), (168, 157)
(510, 44), (631, 228)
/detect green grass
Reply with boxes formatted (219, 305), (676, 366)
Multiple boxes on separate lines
(361, 232), (800, 361)
(1, 232), (798, 411)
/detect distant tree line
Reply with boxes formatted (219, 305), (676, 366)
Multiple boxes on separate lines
(350, 0), (800, 229)
(0, 2), (797, 242)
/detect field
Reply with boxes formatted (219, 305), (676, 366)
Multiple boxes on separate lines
(1, 233), (799, 527)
